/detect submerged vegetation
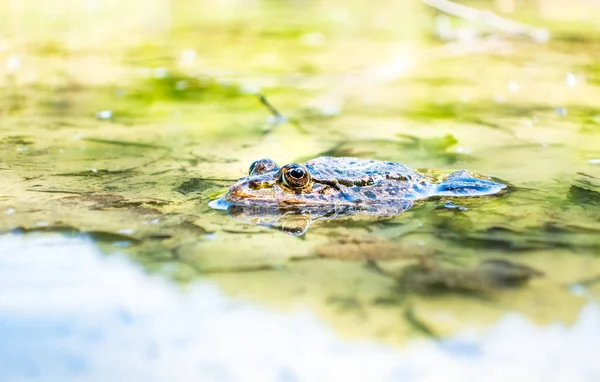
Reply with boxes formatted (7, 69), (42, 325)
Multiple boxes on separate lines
(1, 0), (600, 344)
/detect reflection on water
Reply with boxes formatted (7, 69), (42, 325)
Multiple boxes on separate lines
(212, 202), (414, 235)
(1, 233), (599, 382)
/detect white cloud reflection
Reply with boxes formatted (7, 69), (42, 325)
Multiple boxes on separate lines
(0, 233), (598, 382)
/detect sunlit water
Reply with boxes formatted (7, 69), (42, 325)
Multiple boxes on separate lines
(2, 0), (600, 380)
(0, 233), (598, 382)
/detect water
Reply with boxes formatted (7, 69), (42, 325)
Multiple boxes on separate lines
(1, 0), (600, 380)
(1, 233), (599, 382)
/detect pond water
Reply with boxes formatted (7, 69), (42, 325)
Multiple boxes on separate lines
(1, 0), (600, 380)
(2, 233), (600, 381)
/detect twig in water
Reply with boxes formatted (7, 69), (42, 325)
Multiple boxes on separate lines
(256, 92), (288, 126)
(422, 0), (549, 42)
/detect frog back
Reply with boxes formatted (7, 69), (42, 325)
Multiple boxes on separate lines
(304, 156), (421, 185)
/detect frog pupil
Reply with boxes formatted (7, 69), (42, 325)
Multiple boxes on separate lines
(289, 168), (305, 179)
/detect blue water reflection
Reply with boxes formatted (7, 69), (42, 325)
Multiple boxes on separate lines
(1, 233), (599, 382)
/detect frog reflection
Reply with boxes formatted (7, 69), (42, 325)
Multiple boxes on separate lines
(209, 156), (506, 235)
(220, 201), (414, 236)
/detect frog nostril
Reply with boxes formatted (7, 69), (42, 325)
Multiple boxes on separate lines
(248, 180), (261, 189)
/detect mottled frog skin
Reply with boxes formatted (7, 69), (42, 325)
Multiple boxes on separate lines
(215, 157), (505, 207)
(209, 156), (506, 235)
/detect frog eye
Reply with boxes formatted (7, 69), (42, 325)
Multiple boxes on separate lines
(249, 158), (279, 176)
(280, 164), (311, 189)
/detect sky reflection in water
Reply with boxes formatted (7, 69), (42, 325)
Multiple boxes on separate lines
(0, 233), (599, 382)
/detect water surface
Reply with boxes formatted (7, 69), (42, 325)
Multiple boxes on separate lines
(1, 0), (600, 379)
(1, 233), (599, 382)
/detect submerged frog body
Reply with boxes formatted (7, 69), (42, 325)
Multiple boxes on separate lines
(210, 156), (506, 234)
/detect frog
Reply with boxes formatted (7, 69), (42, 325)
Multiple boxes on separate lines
(209, 156), (506, 235)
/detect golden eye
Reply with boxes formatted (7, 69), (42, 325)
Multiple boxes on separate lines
(280, 164), (311, 189)
(249, 158), (279, 176)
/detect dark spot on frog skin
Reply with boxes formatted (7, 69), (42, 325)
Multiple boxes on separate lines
(339, 191), (356, 202)
(363, 190), (378, 199)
